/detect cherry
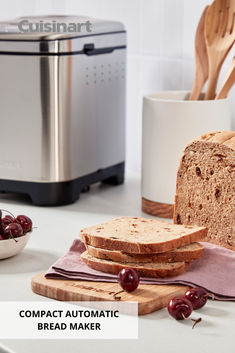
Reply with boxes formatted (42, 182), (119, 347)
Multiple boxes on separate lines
(114, 268), (140, 300)
(0, 234), (6, 240)
(2, 215), (14, 229)
(168, 297), (202, 328)
(4, 223), (23, 239)
(184, 287), (208, 310)
(118, 268), (140, 292)
(14, 215), (32, 233)
(168, 297), (193, 320)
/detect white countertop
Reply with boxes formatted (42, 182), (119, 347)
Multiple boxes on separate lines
(0, 172), (235, 353)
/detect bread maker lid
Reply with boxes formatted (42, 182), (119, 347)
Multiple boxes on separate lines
(0, 15), (126, 54)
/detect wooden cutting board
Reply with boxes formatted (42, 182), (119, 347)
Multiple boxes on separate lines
(31, 273), (188, 315)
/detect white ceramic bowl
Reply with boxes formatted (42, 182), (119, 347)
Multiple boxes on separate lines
(0, 233), (31, 260)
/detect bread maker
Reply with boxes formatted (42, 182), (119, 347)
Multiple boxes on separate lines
(0, 16), (126, 206)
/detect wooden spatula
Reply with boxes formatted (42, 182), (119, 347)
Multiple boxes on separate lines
(216, 56), (235, 98)
(205, 0), (235, 100)
(189, 6), (209, 100)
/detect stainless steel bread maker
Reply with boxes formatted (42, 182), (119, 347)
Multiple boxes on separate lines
(0, 16), (126, 206)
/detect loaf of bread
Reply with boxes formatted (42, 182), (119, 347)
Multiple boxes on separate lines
(86, 242), (204, 263)
(174, 131), (235, 250)
(80, 217), (207, 254)
(81, 251), (188, 278)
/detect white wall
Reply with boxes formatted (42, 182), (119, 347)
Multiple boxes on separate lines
(1, 0), (234, 173)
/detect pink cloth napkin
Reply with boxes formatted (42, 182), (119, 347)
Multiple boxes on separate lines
(45, 239), (235, 301)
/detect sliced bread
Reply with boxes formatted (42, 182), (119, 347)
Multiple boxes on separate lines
(81, 251), (187, 278)
(85, 242), (204, 263)
(174, 131), (235, 250)
(80, 217), (207, 254)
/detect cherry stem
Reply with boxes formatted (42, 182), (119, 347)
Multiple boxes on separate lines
(192, 317), (202, 329)
(113, 289), (124, 300)
(181, 313), (202, 329)
(203, 292), (215, 300)
(181, 313), (188, 320)
(207, 293), (215, 300)
(9, 230), (18, 243)
(1, 209), (15, 219)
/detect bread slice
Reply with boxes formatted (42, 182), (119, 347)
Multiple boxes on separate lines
(80, 217), (207, 254)
(174, 131), (235, 250)
(86, 242), (204, 263)
(81, 251), (187, 278)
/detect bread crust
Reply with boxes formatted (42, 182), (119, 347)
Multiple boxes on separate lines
(86, 243), (204, 263)
(81, 251), (187, 278)
(80, 217), (207, 254)
(81, 228), (206, 254)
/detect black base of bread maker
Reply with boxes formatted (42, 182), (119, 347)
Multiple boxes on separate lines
(0, 162), (125, 206)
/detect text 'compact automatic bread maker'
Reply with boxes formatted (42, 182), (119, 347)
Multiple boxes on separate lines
(0, 16), (126, 206)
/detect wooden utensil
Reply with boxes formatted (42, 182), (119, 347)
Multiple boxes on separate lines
(205, 0), (235, 100)
(190, 6), (209, 100)
(216, 56), (235, 98)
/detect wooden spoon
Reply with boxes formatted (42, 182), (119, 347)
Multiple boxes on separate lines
(189, 6), (209, 100)
(204, 0), (235, 100)
(216, 56), (235, 98)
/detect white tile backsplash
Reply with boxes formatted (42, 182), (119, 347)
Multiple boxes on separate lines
(126, 55), (143, 173)
(0, 0), (234, 173)
(141, 56), (162, 94)
(162, 0), (184, 59)
(182, 58), (194, 90)
(159, 59), (183, 90)
(141, 0), (164, 56)
(182, 0), (209, 59)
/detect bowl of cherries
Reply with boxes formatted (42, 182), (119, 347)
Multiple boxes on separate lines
(0, 209), (33, 260)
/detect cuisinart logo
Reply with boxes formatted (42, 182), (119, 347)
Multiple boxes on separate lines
(18, 19), (92, 33)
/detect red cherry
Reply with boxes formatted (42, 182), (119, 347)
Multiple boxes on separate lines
(184, 287), (208, 310)
(118, 268), (140, 292)
(2, 215), (14, 229)
(168, 297), (193, 320)
(0, 234), (6, 240)
(14, 215), (32, 233)
(4, 223), (23, 239)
